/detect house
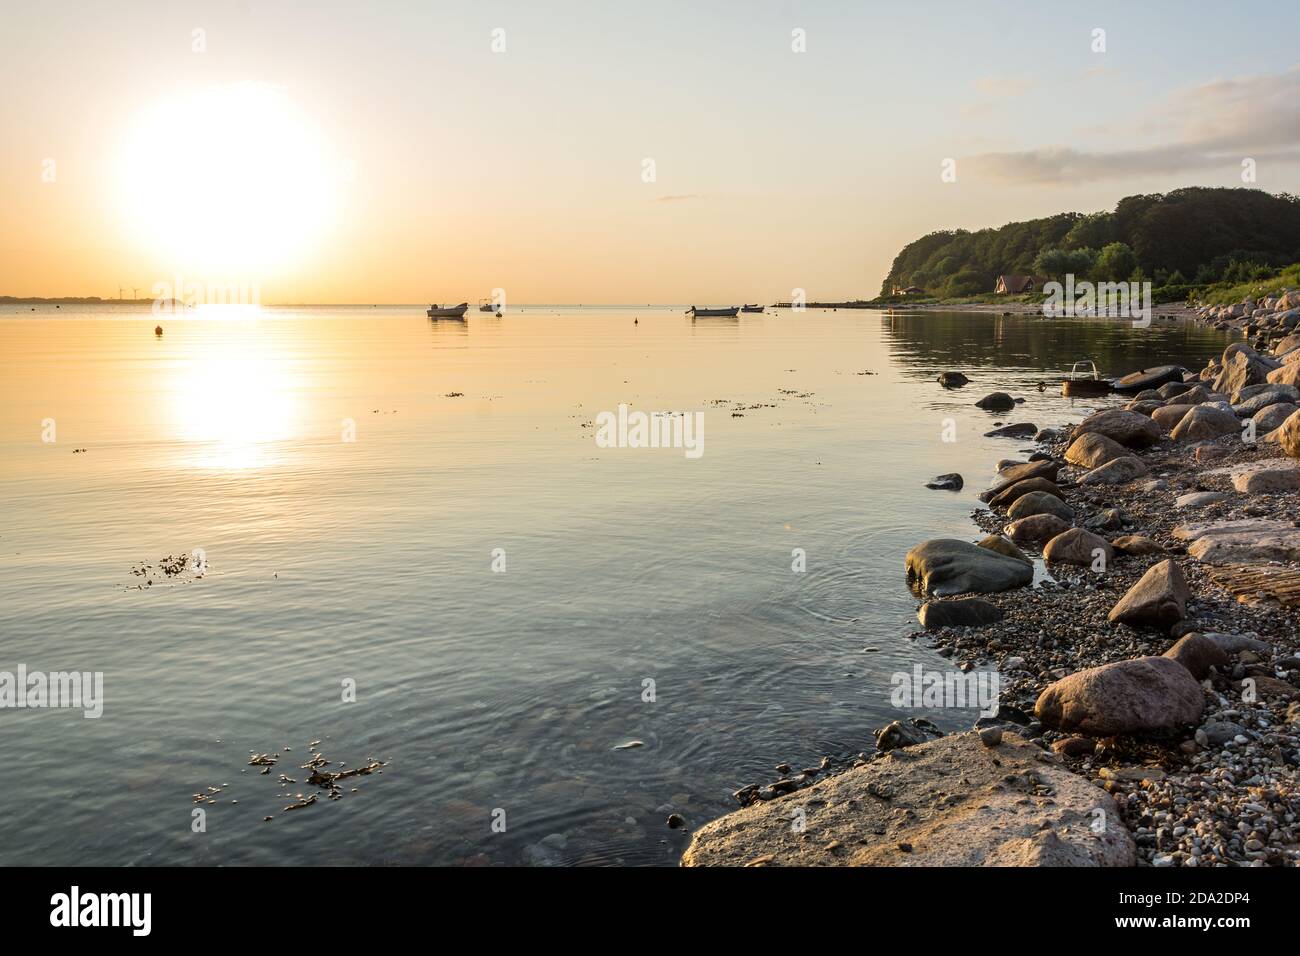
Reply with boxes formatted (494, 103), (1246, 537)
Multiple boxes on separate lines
(891, 285), (927, 296)
(994, 275), (1050, 295)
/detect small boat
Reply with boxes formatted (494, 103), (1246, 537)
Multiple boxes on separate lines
(1060, 360), (1112, 397)
(741, 304), (765, 313)
(427, 303), (469, 318)
(478, 299), (496, 313)
(686, 306), (740, 317)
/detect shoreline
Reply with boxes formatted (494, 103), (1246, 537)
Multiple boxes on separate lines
(684, 288), (1300, 867)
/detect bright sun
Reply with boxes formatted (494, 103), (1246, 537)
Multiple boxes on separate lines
(118, 82), (340, 273)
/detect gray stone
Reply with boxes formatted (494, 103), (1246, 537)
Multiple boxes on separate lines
(905, 539), (1034, 597)
(1107, 559), (1191, 629)
(1035, 657), (1203, 736)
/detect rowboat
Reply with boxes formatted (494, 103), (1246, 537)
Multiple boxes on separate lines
(427, 303), (469, 318)
(741, 304), (765, 313)
(478, 299), (496, 313)
(686, 306), (740, 317)
(1060, 360), (1112, 397)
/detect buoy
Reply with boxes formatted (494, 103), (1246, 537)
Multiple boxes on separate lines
(155, 325), (163, 336)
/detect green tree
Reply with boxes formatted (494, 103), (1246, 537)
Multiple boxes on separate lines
(1093, 242), (1138, 282)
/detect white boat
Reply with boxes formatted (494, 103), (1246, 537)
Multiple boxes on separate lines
(427, 302), (469, 318)
(686, 306), (740, 317)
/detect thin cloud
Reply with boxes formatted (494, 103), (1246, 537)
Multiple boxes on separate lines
(654, 194), (703, 203)
(966, 65), (1300, 184)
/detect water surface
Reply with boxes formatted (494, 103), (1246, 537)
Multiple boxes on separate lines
(0, 304), (1231, 865)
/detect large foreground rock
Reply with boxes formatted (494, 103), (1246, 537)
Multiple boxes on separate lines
(1065, 432), (1129, 469)
(1078, 455), (1148, 485)
(1170, 404), (1240, 442)
(1206, 460), (1300, 493)
(1007, 490), (1074, 522)
(918, 598), (1003, 629)
(986, 476), (1064, 508)
(1043, 528), (1114, 567)
(1034, 657), (1204, 736)
(1107, 559), (1190, 629)
(1253, 402), (1298, 434)
(1072, 409), (1161, 448)
(1172, 518), (1300, 564)
(978, 460), (1061, 503)
(1005, 513), (1070, 545)
(1163, 633), (1230, 680)
(681, 732), (1133, 867)
(1278, 408), (1300, 457)
(905, 539), (1034, 596)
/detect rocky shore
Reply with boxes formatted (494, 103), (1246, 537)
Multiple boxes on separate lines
(684, 289), (1300, 867)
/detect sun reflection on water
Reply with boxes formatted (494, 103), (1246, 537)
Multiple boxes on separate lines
(168, 315), (299, 470)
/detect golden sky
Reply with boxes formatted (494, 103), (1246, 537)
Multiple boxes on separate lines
(3, 1), (1299, 303)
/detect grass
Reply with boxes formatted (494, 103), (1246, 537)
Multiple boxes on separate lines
(1191, 263), (1300, 306)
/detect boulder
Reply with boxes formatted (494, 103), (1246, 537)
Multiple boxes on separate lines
(937, 371), (969, 388)
(978, 460), (1061, 503)
(1007, 491), (1074, 522)
(925, 473), (963, 491)
(1163, 633), (1230, 680)
(1232, 383), (1298, 415)
(1064, 432), (1129, 469)
(918, 598), (1004, 629)
(1173, 518), (1300, 564)
(875, 720), (931, 751)
(1150, 404), (1192, 432)
(977, 534), (1031, 564)
(1212, 348), (1274, 397)
(984, 422), (1037, 439)
(1078, 455), (1148, 485)
(1266, 363), (1300, 388)
(681, 732), (1134, 867)
(1252, 402), (1299, 434)
(1220, 461), (1300, 494)
(1034, 657), (1204, 736)
(1107, 559), (1190, 629)
(905, 539), (1034, 596)
(1005, 514), (1071, 545)
(1156, 381), (1191, 399)
(1169, 404), (1240, 442)
(986, 477), (1064, 508)
(1111, 535), (1163, 556)
(1277, 408), (1300, 457)
(1072, 409), (1161, 448)
(976, 392), (1016, 411)
(1043, 528), (1114, 567)
(1125, 400), (1163, 416)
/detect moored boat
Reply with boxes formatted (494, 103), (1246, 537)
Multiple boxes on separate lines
(427, 302), (469, 318)
(741, 304), (764, 313)
(1060, 359), (1112, 397)
(686, 306), (740, 317)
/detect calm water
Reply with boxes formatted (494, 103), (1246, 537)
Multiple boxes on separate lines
(0, 304), (1231, 866)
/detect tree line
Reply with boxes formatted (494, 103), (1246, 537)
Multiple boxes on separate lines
(879, 187), (1300, 298)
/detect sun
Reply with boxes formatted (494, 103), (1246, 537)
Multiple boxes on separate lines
(118, 82), (340, 273)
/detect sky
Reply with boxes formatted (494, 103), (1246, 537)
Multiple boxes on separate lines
(3, 0), (1300, 303)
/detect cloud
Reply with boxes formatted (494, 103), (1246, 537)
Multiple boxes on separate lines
(654, 194), (703, 202)
(966, 65), (1300, 184)
(974, 75), (1034, 98)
